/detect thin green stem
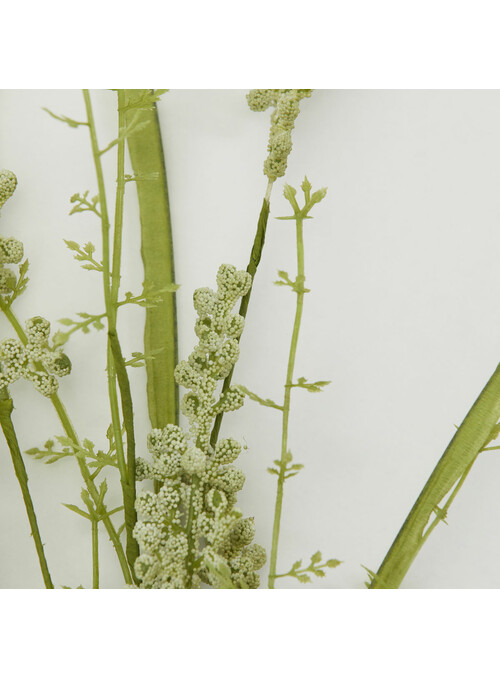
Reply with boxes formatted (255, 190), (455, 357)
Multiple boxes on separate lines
(210, 178), (274, 447)
(83, 90), (125, 473)
(51, 390), (132, 584)
(0, 392), (54, 588)
(110, 90), (126, 316)
(83, 89), (138, 574)
(92, 519), (99, 589)
(0, 297), (133, 585)
(268, 215), (305, 589)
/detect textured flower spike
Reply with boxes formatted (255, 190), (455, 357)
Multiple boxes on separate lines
(0, 170), (26, 298)
(247, 90), (313, 180)
(0, 170), (17, 211)
(0, 317), (72, 396)
(134, 264), (266, 588)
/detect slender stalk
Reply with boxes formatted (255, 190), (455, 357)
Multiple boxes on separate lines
(92, 519), (99, 589)
(124, 89), (178, 433)
(83, 89), (139, 573)
(268, 214), (305, 588)
(0, 297), (133, 585)
(0, 391), (54, 588)
(110, 90), (126, 315)
(370, 361), (500, 589)
(210, 178), (274, 446)
(51, 390), (132, 584)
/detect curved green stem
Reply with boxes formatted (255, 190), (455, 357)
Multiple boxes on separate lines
(0, 392), (54, 588)
(370, 362), (500, 588)
(268, 215), (305, 588)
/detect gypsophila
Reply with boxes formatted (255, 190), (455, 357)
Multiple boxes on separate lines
(246, 90), (312, 180)
(134, 264), (266, 588)
(0, 317), (71, 396)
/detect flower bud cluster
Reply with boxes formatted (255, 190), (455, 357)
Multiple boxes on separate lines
(0, 170), (17, 210)
(0, 316), (71, 396)
(247, 90), (312, 180)
(134, 264), (266, 588)
(0, 170), (24, 296)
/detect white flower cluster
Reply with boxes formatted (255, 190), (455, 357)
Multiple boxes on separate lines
(246, 90), (313, 180)
(0, 170), (24, 295)
(0, 170), (17, 210)
(0, 316), (71, 396)
(134, 264), (266, 588)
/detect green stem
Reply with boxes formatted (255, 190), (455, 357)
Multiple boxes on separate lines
(83, 89), (138, 575)
(92, 519), (99, 589)
(124, 89), (178, 434)
(370, 362), (500, 589)
(0, 297), (132, 585)
(268, 214), (305, 589)
(110, 90), (126, 316)
(210, 178), (274, 447)
(0, 392), (54, 588)
(108, 329), (138, 567)
(50, 390), (132, 585)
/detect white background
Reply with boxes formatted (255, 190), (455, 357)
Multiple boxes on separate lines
(2, 89), (500, 590)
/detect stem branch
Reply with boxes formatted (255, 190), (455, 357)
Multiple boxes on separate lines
(268, 214), (305, 588)
(0, 392), (54, 588)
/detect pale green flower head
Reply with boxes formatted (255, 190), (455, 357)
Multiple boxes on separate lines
(0, 170), (17, 210)
(134, 264), (266, 588)
(0, 317), (71, 396)
(247, 90), (313, 180)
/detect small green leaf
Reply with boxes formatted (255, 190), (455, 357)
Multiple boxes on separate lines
(238, 385), (283, 410)
(43, 108), (87, 128)
(283, 184), (297, 202)
(63, 503), (91, 521)
(301, 176), (312, 200)
(311, 551), (322, 564)
(297, 574), (311, 583)
(326, 559), (342, 568)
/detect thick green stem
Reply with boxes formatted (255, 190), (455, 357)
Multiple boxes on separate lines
(211, 179), (274, 446)
(268, 215), (305, 589)
(108, 330), (138, 567)
(83, 89), (138, 575)
(0, 298), (132, 585)
(124, 90), (178, 434)
(370, 362), (500, 589)
(0, 392), (54, 588)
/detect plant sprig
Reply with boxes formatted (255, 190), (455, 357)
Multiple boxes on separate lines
(26, 432), (119, 477)
(267, 449), (304, 480)
(275, 551), (341, 583)
(64, 239), (103, 273)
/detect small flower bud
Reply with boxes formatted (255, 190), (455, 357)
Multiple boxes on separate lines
(0, 170), (17, 209)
